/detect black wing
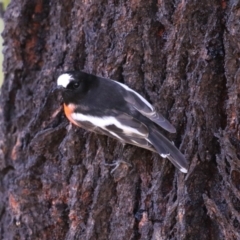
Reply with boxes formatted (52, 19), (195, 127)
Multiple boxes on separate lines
(114, 81), (176, 133)
(70, 109), (156, 152)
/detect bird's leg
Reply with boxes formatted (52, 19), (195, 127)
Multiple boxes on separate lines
(105, 142), (132, 174)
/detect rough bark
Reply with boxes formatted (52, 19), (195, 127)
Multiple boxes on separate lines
(0, 0), (239, 239)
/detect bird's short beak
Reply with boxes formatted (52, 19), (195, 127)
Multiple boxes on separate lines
(52, 85), (64, 93)
(57, 85), (64, 90)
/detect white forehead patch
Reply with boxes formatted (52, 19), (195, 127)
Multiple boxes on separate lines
(57, 74), (73, 88)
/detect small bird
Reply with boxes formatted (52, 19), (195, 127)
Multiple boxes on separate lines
(57, 71), (188, 173)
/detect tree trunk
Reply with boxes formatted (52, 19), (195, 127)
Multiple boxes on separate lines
(0, 0), (239, 239)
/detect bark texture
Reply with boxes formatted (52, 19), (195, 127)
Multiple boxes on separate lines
(0, 0), (239, 239)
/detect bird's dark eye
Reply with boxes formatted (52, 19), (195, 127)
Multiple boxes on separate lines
(67, 81), (80, 90)
(73, 82), (79, 89)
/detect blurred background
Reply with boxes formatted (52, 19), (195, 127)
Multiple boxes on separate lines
(0, 0), (10, 87)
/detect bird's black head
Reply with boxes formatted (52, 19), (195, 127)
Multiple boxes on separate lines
(57, 71), (91, 104)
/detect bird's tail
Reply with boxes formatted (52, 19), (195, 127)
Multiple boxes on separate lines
(148, 129), (188, 173)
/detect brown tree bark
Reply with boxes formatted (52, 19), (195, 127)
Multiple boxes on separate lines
(0, 0), (239, 239)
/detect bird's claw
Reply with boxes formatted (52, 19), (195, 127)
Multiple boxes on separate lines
(104, 160), (132, 174)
